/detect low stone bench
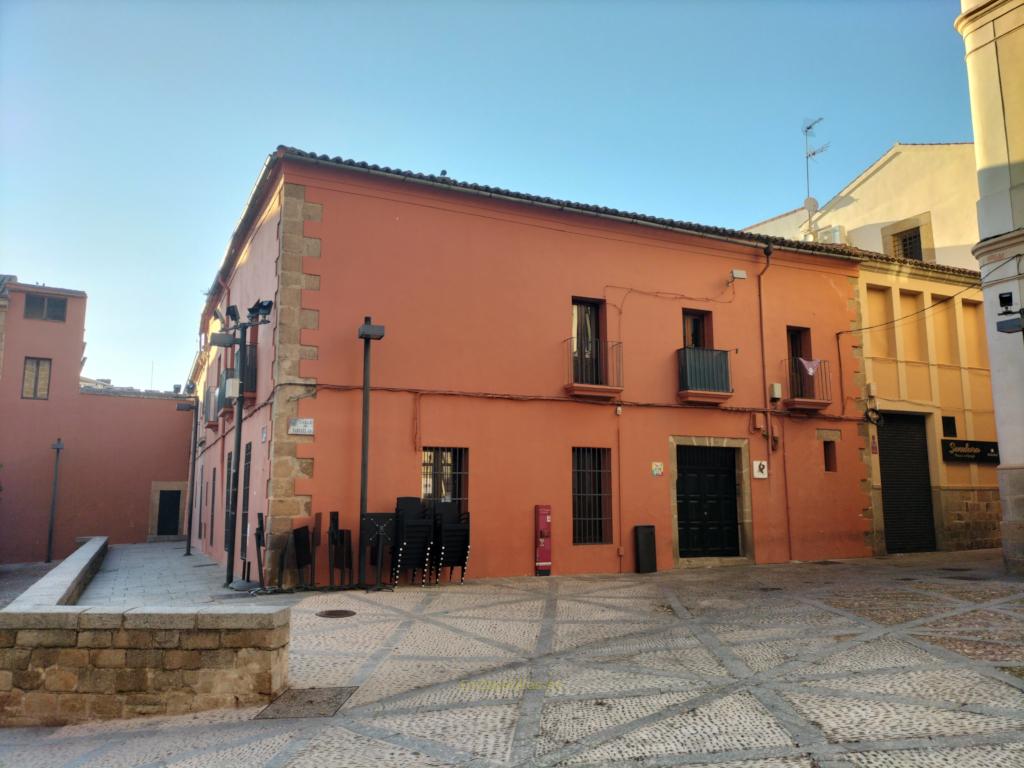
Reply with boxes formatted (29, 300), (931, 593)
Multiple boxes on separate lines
(0, 538), (290, 726)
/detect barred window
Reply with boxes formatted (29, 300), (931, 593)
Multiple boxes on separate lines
(421, 447), (468, 515)
(572, 447), (612, 544)
(22, 357), (51, 399)
(892, 227), (923, 261)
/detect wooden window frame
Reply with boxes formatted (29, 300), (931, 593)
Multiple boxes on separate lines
(22, 357), (52, 400)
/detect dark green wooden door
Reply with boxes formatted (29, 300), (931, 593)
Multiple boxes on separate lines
(677, 446), (739, 557)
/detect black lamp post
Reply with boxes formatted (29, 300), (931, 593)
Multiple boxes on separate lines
(357, 316), (385, 588)
(357, 316), (386, 521)
(210, 299), (274, 587)
(45, 438), (64, 563)
(177, 382), (199, 556)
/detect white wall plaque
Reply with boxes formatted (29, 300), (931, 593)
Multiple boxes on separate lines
(651, 461), (664, 477)
(752, 460), (768, 479)
(288, 417), (314, 436)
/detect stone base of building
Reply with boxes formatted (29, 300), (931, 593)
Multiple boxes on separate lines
(1000, 465), (1024, 575)
(937, 487), (1002, 551)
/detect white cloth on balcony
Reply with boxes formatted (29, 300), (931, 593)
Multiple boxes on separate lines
(798, 357), (821, 376)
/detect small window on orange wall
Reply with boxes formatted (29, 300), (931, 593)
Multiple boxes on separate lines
(823, 441), (837, 472)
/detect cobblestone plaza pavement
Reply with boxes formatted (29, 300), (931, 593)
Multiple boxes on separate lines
(4, 547), (1024, 767)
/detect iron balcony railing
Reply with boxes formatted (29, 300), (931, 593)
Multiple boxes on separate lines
(242, 344), (257, 396)
(677, 347), (732, 393)
(566, 338), (623, 389)
(216, 368), (235, 414)
(786, 358), (832, 402)
(204, 387), (218, 425)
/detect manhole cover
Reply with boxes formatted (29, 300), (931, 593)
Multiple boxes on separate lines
(813, 560), (842, 566)
(896, 577), (919, 581)
(316, 609), (356, 619)
(940, 567), (972, 572)
(257, 687), (357, 719)
(759, 587), (783, 591)
(193, 563), (217, 568)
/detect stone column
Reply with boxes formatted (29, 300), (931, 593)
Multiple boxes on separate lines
(266, 183), (321, 585)
(955, 0), (1024, 571)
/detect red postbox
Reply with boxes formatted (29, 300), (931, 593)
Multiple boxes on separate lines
(535, 505), (552, 576)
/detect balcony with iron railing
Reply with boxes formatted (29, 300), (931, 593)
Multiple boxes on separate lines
(564, 338), (623, 399)
(216, 368), (235, 415)
(204, 386), (219, 428)
(677, 347), (733, 404)
(783, 358), (832, 410)
(242, 344), (257, 400)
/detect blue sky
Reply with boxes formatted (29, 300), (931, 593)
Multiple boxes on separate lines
(0, 0), (972, 391)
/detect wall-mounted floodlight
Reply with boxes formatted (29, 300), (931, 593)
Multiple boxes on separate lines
(210, 332), (235, 347)
(358, 318), (386, 341)
(226, 305), (240, 323)
(728, 268), (748, 284)
(248, 299), (274, 320)
(212, 308), (224, 324)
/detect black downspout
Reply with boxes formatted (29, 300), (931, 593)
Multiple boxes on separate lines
(225, 331), (247, 586)
(184, 390), (199, 556)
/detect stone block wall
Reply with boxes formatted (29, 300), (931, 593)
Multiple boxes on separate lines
(0, 605), (289, 726)
(938, 487), (1002, 551)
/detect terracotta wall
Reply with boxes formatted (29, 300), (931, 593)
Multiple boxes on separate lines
(188, 194), (280, 575)
(0, 289), (192, 563)
(285, 162), (867, 577)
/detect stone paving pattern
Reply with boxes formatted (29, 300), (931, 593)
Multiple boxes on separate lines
(3, 547), (1024, 766)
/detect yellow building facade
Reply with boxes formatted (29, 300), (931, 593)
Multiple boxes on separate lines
(859, 257), (999, 554)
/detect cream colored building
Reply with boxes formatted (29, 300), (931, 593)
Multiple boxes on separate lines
(956, 0), (1024, 573)
(859, 257), (998, 554)
(746, 143), (980, 270)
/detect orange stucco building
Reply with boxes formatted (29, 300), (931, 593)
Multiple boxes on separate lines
(188, 147), (880, 583)
(0, 277), (192, 563)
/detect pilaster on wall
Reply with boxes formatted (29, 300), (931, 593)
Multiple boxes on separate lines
(267, 183), (321, 583)
(848, 276), (878, 554)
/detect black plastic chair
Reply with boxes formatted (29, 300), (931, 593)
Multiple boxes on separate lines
(392, 518), (433, 587)
(433, 517), (470, 585)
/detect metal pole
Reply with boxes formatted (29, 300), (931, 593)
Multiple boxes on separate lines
(359, 317), (372, 519)
(184, 393), (199, 556)
(225, 326), (247, 587)
(46, 439), (64, 563)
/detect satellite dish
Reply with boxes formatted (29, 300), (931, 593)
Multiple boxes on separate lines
(804, 196), (819, 215)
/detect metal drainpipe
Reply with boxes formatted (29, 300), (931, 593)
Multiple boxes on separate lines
(756, 246), (793, 561)
(184, 389), (199, 556)
(225, 328), (247, 587)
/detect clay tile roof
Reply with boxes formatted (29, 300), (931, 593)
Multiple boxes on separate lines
(276, 146), (882, 263)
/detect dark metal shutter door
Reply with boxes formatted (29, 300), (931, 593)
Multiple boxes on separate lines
(878, 414), (936, 553)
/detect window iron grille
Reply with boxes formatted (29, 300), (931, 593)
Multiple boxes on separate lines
(572, 447), (612, 545)
(893, 227), (923, 261)
(421, 447), (469, 517)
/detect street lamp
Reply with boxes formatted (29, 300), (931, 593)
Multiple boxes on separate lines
(45, 439), (64, 563)
(357, 316), (385, 521)
(210, 299), (274, 587)
(176, 382), (199, 556)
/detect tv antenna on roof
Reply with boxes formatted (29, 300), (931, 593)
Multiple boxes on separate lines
(802, 117), (829, 236)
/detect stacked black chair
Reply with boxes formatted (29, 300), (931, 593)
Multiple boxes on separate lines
(431, 501), (470, 585)
(327, 511), (353, 588)
(392, 497), (433, 586)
